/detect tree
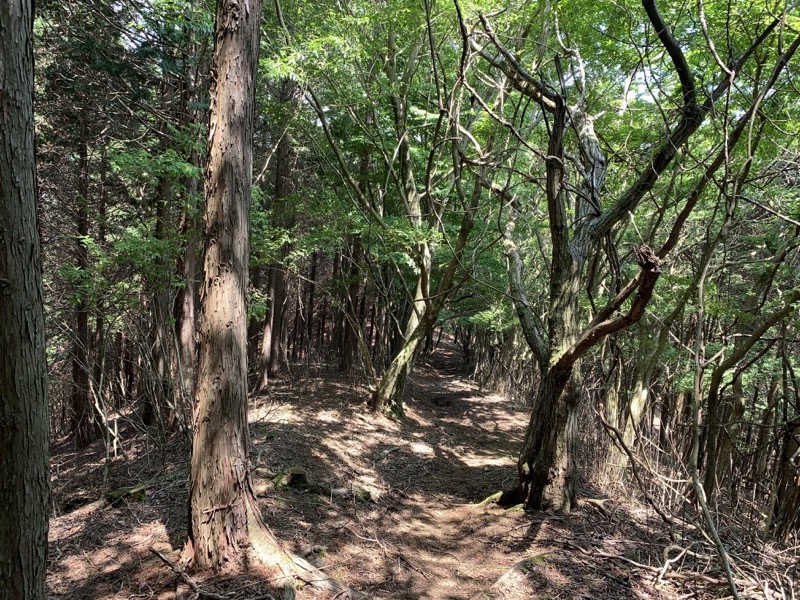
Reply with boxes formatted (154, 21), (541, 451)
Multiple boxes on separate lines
(185, 0), (268, 570)
(185, 6), (359, 594)
(303, 0), (490, 419)
(464, 0), (800, 511)
(0, 0), (50, 596)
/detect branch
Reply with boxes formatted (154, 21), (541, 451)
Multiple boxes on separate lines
(642, 0), (698, 116)
(714, 290), (800, 376)
(657, 34), (800, 259)
(589, 3), (796, 240)
(150, 548), (229, 600)
(476, 12), (560, 113)
(554, 245), (662, 370)
(503, 228), (549, 366)
(306, 88), (389, 230)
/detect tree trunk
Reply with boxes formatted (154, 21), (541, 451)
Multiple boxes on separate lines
(173, 200), (200, 426)
(187, 0), (272, 571)
(369, 243), (432, 419)
(753, 379), (779, 486)
(512, 366), (580, 511)
(172, 37), (205, 427)
(144, 180), (173, 427)
(703, 293), (799, 495)
(71, 132), (94, 447)
(772, 420), (800, 542)
(339, 237), (362, 372)
(306, 252), (316, 353)
(370, 319), (426, 420)
(0, 0), (50, 594)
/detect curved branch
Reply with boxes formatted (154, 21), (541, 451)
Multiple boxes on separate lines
(554, 245), (663, 371)
(589, 5), (797, 240)
(503, 229), (549, 366)
(476, 12), (559, 113)
(642, 0), (698, 118)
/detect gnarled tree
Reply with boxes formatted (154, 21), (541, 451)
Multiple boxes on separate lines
(466, 0), (800, 511)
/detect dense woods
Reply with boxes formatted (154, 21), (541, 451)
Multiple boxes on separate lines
(3, 0), (800, 598)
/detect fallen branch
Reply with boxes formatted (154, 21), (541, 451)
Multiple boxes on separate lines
(565, 541), (726, 586)
(149, 547), (228, 600)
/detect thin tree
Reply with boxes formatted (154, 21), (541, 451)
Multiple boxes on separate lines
(0, 0), (50, 597)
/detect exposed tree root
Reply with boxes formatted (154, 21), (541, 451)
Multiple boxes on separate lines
(245, 496), (364, 599)
(469, 557), (543, 600)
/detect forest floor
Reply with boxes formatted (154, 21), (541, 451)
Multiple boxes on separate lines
(47, 340), (795, 599)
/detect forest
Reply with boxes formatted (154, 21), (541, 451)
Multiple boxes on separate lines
(2, 0), (800, 598)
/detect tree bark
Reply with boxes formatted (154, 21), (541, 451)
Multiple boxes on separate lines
(0, 0), (50, 595)
(187, 0), (270, 571)
(71, 131), (94, 447)
(513, 366), (580, 511)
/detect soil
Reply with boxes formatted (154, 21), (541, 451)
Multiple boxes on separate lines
(46, 341), (792, 599)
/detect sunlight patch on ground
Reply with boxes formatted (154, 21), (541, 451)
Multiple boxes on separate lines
(458, 453), (515, 468)
(315, 409), (344, 423)
(410, 442), (435, 456)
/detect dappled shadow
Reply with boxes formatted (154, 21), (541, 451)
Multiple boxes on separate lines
(48, 431), (193, 599)
(48, 338), (729, 599)
(244, 339), (684, 598)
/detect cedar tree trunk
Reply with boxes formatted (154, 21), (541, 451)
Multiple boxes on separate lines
(0, 0), (50, 596)
(186, 0), (269, 571)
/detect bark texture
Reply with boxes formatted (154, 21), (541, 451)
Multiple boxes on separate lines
(187, 0), (265, 571)
(0, 0), (51, 596)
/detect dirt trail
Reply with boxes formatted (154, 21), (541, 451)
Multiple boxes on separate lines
(48, 339), (681, 599)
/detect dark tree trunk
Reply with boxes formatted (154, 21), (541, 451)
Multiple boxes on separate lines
(91, 154), (108, 401)
(306, 252), (317, 352)
(0, 0), (50, 594)
(172, 200), (200, 425)
(248, 263), (263, 365)
(772, 421), (800, 541)
(339, 237), (362, 371)
(290, 279), (302, 362)
(256, 266), (277, 391)
(144, 180), (172, 427)
(71, 133), (94, 448)
(512, 367), (580, 511)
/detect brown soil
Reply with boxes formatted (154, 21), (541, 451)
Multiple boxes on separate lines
(47, 341), (789, 599)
